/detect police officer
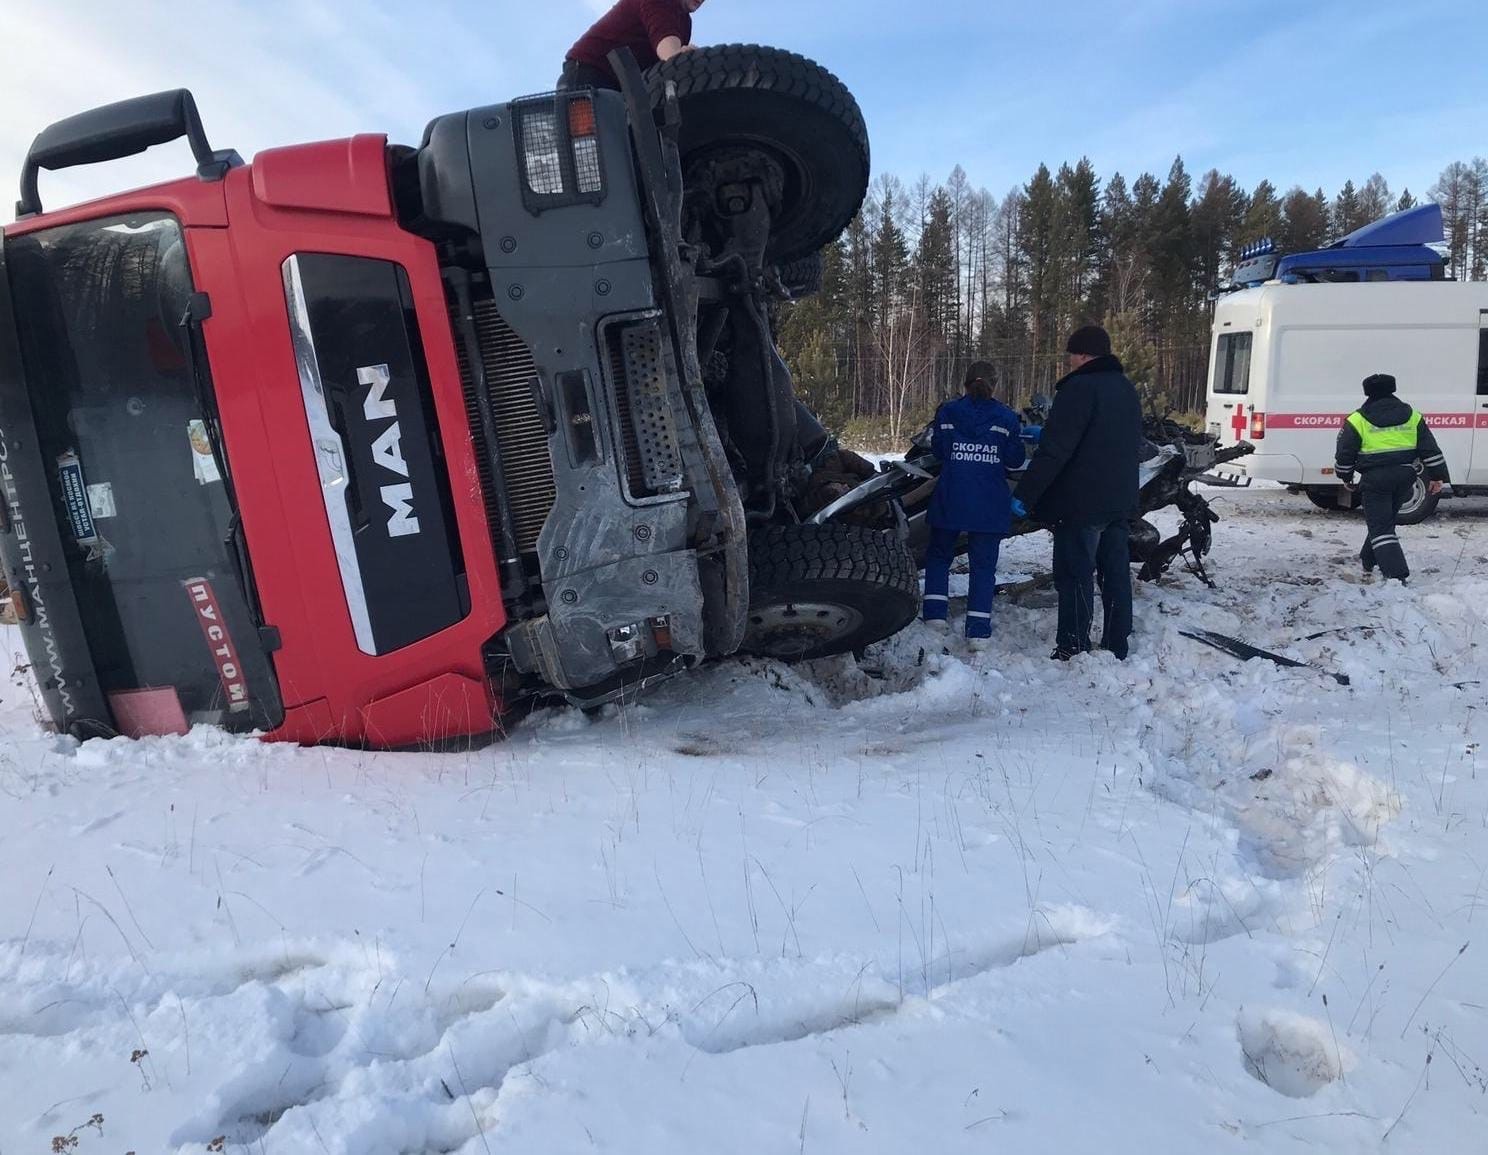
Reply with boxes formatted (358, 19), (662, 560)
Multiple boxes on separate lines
(1335, 373), (1450, 583)
(923, 362), (1025, 648)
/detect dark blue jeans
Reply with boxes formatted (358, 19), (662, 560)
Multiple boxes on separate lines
(1051, 520), (1132, 659)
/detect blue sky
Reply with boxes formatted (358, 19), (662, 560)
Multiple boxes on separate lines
(3, 0), (1484, 218)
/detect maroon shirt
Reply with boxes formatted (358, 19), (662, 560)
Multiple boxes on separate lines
(567, 0), (692, 79)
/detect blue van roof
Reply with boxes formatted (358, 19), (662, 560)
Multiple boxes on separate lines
(1327, 203), (1443, 249)
(1233, 205), (1446, 286)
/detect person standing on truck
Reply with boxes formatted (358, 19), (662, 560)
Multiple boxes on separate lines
(1011, 325), (1143, 660)
(560, 0), (706, 91)
(922, 362), (1025, 648)
(1334, 373), (1451, 583)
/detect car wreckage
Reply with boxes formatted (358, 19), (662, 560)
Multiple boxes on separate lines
(0, 45), (1245, 749)
(810, 405), (1255, 598)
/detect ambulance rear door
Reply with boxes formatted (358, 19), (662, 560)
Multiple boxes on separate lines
(1471, 309), (1488, 486)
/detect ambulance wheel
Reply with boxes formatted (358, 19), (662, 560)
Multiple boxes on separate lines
(742, 523), (919, 661)
(650, 45), (870, 264)
(1304, 486), (1361, 513)
(1395, 477), (1439, 525)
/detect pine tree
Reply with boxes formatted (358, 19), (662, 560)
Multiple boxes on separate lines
(1467, 158), (1488, 282)
(1018, 165), (1060, 385)
(1278, 186), (1329, 253)
(1312, 189), (1332, 243)
(993, 188), (1026, 332)
(1358, 173), (1392, 224)
(1240, 179), (1282, 246)
(872, 182), (909, 319)
(1096, 173), (1139, 316)
(1107, 308), (1157, 391)
(1147, 158), (1195, 321)
(914, 187), (956, 338)
(1128, 171), (1161, 325)
(1055, 158), (1101, 328)
(1432, 161), (1473, 280)
(1332, 179), (1363, 236)
(1191, 170), (1247, 291)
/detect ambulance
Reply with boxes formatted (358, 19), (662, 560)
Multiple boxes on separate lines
(1206, 205), (1488, 523)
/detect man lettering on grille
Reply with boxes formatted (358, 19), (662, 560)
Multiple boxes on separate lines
(560, 0), (706, 91)
(1334, 373), (1450, 584)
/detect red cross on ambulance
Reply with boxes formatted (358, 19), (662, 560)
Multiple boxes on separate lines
(1230, 404), (1247, 440)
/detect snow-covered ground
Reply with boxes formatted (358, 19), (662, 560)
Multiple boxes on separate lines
(2, 488), (1486, 1154)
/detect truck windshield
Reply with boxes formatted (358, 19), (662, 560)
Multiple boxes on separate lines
(7, 212), (282, 731)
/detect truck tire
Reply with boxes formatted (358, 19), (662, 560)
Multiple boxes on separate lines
(650, 45), (870, 264)
(778, 251), (824, 299)
(1395, 475), (1439, 525)
(743, 523), (919, 661)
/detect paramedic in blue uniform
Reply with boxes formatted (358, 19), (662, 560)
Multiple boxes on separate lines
(922, 361), (1025, 647)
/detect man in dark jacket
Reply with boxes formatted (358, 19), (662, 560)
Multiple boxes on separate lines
(923, 362), (1025, 646)
(560, 0), (704, 91)
(1012, 325), (1143, 660)
(1334, 373), (1451, 583)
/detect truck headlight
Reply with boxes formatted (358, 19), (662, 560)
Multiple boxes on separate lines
(514, 93), (606, 210)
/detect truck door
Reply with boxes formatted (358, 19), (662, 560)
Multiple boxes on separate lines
(1473, 311), (1488, 486)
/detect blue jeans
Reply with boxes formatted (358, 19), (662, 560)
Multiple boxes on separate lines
(924, 529), (1002, 638)
(1051, 521), (1132, 658)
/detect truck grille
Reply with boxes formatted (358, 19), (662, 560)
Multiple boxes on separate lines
(606, 321), (684, 498)
(452, 297), (555, 556)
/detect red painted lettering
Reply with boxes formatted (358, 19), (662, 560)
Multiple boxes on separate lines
(181, 578), (252, 714)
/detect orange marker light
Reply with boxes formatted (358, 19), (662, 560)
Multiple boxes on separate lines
(568, 98), (597, 139)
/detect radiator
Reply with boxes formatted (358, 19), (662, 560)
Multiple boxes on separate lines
(452, 297), (555, 557)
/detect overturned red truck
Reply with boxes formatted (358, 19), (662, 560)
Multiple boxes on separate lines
(0, 48), (923, 747)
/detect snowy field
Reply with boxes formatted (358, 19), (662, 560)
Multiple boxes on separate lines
(2, 487), (1486, 1154)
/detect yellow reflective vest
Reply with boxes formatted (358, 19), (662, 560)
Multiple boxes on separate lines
(1346, 409), (1422, 457)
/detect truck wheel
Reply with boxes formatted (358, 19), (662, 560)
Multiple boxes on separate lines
(1395, 476), (1440, 525)
(650, 45), (870, 264)
(743, 523), (919, 661)
(777, 251), (824, 299)
(1304, 486), (1361, 512)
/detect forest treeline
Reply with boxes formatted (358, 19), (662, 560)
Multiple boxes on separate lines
(777, 156), (1488, 442)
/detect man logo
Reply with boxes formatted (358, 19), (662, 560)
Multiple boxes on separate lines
(358, 364), (421, 538)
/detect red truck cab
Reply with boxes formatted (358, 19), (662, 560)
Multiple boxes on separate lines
(1, 120), (509, 745)
(1, 55), (900, 749)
